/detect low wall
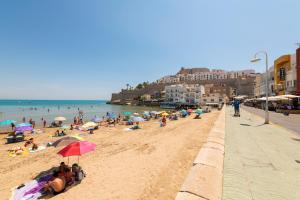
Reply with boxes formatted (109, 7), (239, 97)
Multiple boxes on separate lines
(175, 107), (225, 200)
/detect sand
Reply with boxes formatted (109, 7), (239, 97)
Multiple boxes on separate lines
(0, 110), (220, 200)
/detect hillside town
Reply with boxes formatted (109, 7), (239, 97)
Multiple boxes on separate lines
(110, 46), (300, 110)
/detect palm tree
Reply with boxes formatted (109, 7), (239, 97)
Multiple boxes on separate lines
(126, 84), (129, 90)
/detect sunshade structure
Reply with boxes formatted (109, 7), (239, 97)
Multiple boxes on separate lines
(0, 120), (16, 126)
(123, 111), (132, 116)
(130, 116), (145, 122)
(92, 116), (102, 123)
(57, 141), (96, 157)
(82, 122), (97, 129)
(195, 108), (203, 114)
(15, 125), (33, 132)
(133, 113), (139, 116)
(142, 111), (150, 116)
(107, 112), (116, 119)
(52, 136), (83, 148)
(54, 117), (66, 121)
(257, 96), (289, 101)
(187, 109), (193, 113)
(60, 125), (70, 130)
(161, 112), (169, 116)
(150, 111), (159, 115)
(279, 94), (300, 99)
(16, 123), (31, 127)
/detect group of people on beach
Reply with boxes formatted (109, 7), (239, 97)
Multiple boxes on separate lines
(43, 162), (85, 195)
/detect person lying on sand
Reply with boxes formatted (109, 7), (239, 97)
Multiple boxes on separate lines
(43, 171), (66, 195)
(24, 138), (38, 150)
(130, 122), (141, 130)
(54, 130), (66, 137)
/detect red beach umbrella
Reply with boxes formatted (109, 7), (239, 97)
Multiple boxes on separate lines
(57, 141), (96, 157)
(187, 109), (193, 113)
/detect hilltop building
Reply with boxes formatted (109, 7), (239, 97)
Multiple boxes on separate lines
(111, 67), (256, 106)
(157, 67), (255, 83)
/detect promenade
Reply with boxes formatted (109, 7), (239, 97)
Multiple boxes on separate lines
(242, 105), (300, 134)
(223, 106), (300, 200)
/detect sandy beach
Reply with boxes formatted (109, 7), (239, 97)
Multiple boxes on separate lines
(0, 110), (220, 200)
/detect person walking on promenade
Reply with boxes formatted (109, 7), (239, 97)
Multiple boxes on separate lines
(43, 119), (47, 128)
(233, 99), (240, 117)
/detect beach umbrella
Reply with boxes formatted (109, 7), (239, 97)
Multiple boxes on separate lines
(142, 111), (150, 116)
(57, 141), (96, 157)
(16, 123), (32, 127)
(123, 112), (132, 116)
(161, 112), (169, 116)
(187, 109), (193, 113)
(55, 116), (66, 121)
(15, 126), (33, 132)
(52, 136), (83, 148)
(107, 113), (116, 119)
(60, 125), (70, 129)
(130, 116), (145, 122)
(180, 109), (187, 113)
(92, 116), (102, 123)
(82, 121), (97, 129)
(0, 120), (16, 126)
(133, 113), (139, 116)
(195, 108), (203, 114)
(279, 94), (300, 99)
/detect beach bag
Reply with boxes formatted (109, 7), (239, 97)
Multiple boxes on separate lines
(76, 170), (84, 181)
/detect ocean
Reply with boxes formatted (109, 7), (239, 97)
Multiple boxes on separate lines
(0, 100), (161, 128)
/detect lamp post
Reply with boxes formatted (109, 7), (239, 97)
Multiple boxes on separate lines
(251, 51), (269, 124)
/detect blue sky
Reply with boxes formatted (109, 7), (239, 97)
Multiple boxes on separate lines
(0, 0), (299, 100)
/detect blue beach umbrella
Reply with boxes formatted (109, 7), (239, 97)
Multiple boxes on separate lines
(0, 120), (16, 126)
(130, 116), (145, 122)
(92, 116), (102, 123)
(142, 111), (150, 117)
(107, 113), (116, 119)
(16, 123), (32, 127)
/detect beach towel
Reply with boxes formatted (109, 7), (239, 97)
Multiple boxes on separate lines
(8, 147), (29, 157)
(10, 174), (52, 200)
(29, 145), (46, 153)
(123, 128), (133, 132)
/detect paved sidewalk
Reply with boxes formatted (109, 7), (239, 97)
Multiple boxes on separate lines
(242, 105), (300, 134)
(223, 106), (300, 200)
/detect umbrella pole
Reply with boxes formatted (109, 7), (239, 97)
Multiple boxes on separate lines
(68, 157), (69, 165)
(78, 156), (79, 164)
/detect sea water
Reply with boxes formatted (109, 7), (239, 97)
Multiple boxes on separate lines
(0, 100), (161, 128)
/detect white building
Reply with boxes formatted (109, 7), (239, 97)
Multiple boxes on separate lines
(164, 84), (205, 104)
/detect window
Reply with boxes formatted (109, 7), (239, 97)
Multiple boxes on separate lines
(211, 99), (214, 102)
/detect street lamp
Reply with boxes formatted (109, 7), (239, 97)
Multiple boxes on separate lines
(250, 51), (269, 124)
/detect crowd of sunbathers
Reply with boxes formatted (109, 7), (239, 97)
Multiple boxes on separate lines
(42, 162), (85, 196)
